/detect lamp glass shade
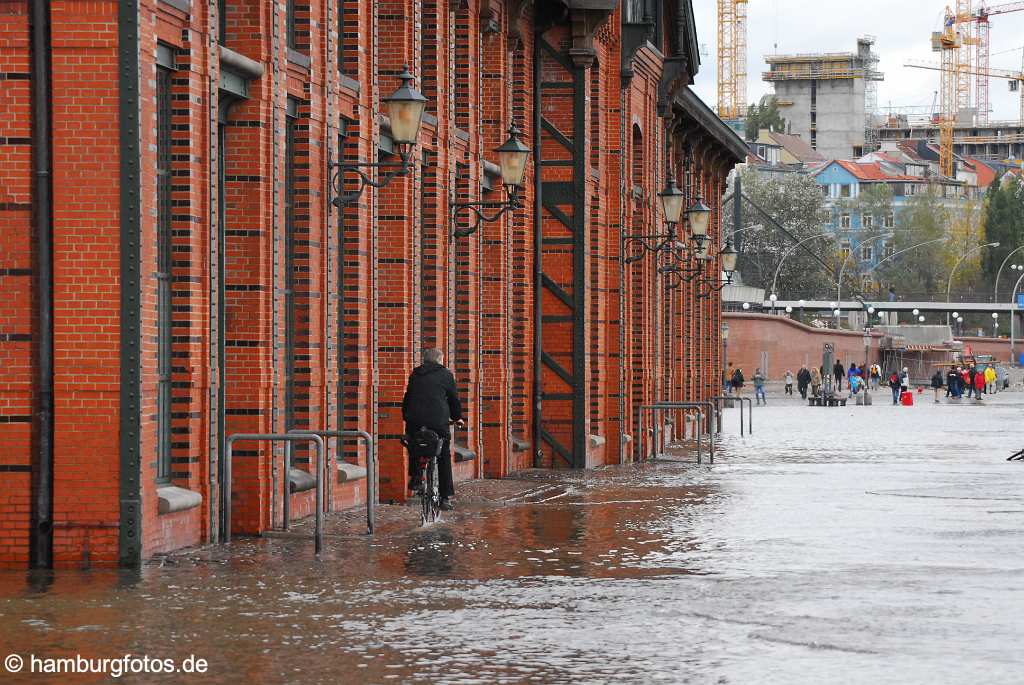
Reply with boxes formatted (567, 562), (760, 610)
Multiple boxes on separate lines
(721, 323), (730, 340)
(384, 67), (427, 144)
(720, 241), (738, 274)
(658, 181), (685, 224)
(687, 197), (712, 237)
(696, 240), (712, 261)
(496, 125), (530, 187)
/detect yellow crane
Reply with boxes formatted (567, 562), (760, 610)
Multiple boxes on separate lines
(905, 55), (1024, 171)
(717, 0), (748, 120)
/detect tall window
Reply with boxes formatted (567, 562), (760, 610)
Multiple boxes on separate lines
(840, 213), (851, 228)
(884, 240), (895, 259)
(156, 48), (174, 483)
(862, 214), (873, 229)
(884, 212), (894, 228)
(287, 1), (297, 50)
(840, 241), (851, 259)
(861, 244), (873, 261)
(285, 99), (298, 430)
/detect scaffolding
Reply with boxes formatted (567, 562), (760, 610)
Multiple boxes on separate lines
(861, 36), (882, 153)
(717, 0), (748, 120)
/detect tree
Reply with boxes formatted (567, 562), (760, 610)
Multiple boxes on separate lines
(725, 168), (835, 300)
(876, 184), (951, 298)
(983, 175), (1024, 293)
(743, 95), (786, 142)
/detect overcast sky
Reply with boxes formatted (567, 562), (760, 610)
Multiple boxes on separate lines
(689, 0), (1024, 122)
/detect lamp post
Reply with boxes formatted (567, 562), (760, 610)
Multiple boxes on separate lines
(798, 298), (805, 323)
(992, 311), (999, 338)
(330, 66), (427, 208)
(722, 321), (730, 393)
(1011, 270), (1024, 365)
(862, 327), (872, 402)
(451, 123), (530, 238)
(769, 292), (777, 315)
(946, 241), (1000, 325)
(992, 245), (1024, 303)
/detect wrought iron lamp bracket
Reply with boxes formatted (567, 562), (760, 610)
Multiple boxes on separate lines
(450, 186), (522, 239)
(330, 152), (413, 208)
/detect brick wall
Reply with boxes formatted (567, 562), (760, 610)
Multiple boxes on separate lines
(0, 0), (740, 567)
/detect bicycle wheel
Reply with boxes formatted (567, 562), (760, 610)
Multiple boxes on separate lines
(429, 456), (441, 522)
(420, 463), (430, 525)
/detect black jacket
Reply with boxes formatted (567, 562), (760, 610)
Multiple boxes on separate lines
(402, 362), (464, 435)
(797, 368), (811, 387)
(931, 372), (944, 389)
(833, 362), (845, 379)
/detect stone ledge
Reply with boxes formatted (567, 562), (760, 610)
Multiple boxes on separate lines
(588, 434), (606, 448)
(288, 468), (316, 493)
(157, 486), (202, 515)
(337, 462), (367, 483)
(453, 445), (476, 463)
(511, 436), (530, 452)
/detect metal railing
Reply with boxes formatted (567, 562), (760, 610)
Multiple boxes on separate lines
(225, 433), (325, 554)
(710, 395), (753, 436)
(285, 429), (376, 534)
(640, 402), (717, 464)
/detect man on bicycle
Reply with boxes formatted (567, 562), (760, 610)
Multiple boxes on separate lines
(402, 348), (465, 510)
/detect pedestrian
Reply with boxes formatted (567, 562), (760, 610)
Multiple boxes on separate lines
(870, 363), (881, 390)
(974, 369), (986, 399)
(784, 369), (794, 396)
(945, 366), (956, 398)
(810, 366), (822, 398)
(753, 368), (767, 405)
(930, 369), (944, 403)
(725, 362), (735, 395)
(833, 360), (845, 391)
(847, 363), (858, 388)
(963, 366), (974, 398)
(731, 367), (745, 396)
(402, 348), (466, 510)
(900, 367), (910, 395)
(984, 365), (997, 394)
(850, 373), (863, 395)
(888, 370), (902, 405)
(797, 366), (811, 399)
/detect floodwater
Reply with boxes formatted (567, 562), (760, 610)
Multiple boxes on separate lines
(2, 391), (1023, 684)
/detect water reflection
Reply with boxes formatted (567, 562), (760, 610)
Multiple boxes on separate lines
(2, 396), (1024, 682)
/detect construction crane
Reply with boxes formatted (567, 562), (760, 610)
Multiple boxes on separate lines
(906, 58), (1024, 121)
(717, 0), (748, 120)
(973, 1), (1024, 122)
(926, 6), (963, 177)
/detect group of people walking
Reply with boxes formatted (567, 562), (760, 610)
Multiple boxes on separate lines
(727, 360), (1004, 407)
(931, 365), (998, 402)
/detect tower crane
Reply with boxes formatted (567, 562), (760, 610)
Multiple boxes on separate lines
(973, 1), (1024, 122)
(717, 0), (749, 120)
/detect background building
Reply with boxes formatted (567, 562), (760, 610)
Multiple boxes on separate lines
(764, 37), (883, 160)
(0, 0), (745, 568)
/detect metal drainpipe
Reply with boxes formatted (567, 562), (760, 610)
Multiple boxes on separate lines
(30, 0), (54, 569)
(531, 27), (543, 469)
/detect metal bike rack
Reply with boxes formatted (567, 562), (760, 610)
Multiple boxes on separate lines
(710, 395), (741, 436)
(225, 433), (325, 555)
(640, 402), (715, 464)
(286, 429), (376, 534)
(653, 402), (717, 462)
(710, 395), (752, 436)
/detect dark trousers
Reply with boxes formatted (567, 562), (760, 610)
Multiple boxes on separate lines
(407, 431), (455, 500)
(891, 386), (900, 404)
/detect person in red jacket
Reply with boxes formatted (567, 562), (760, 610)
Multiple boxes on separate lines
(974, 369), (986, 398)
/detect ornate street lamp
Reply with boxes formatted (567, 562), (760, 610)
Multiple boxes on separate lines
(624, 172), (686, 264)
(685, 194), (711, 248)
(330, 66), (427, 207)
(452, 122), (531, 238)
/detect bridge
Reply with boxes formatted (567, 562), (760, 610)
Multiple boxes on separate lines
(766, 300), (1018, 314)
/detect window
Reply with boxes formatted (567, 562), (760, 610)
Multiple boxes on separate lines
(841, 240), (851, 258)
(861, 244), (873, 261)
(862, 214), (873, 229)
(156, 48), (174, 483)
(284, 98), (298, 431)
(840, 184), (851, 198)
(861, 274), (874, 291)
(287, 1), (297, 50)
(884, 212), (894, 228)
(840, 213), (851, 228)
(884, 241), (895, 259)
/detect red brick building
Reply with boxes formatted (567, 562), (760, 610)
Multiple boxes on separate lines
(0, 0), (745, 568)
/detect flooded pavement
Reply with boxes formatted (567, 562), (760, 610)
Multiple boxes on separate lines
(2, 392), (1023, 683)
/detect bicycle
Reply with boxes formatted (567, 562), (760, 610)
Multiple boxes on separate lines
(403, 427), (443, 525)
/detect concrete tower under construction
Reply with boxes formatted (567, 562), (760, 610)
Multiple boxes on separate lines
(763, 38), (883, 160)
